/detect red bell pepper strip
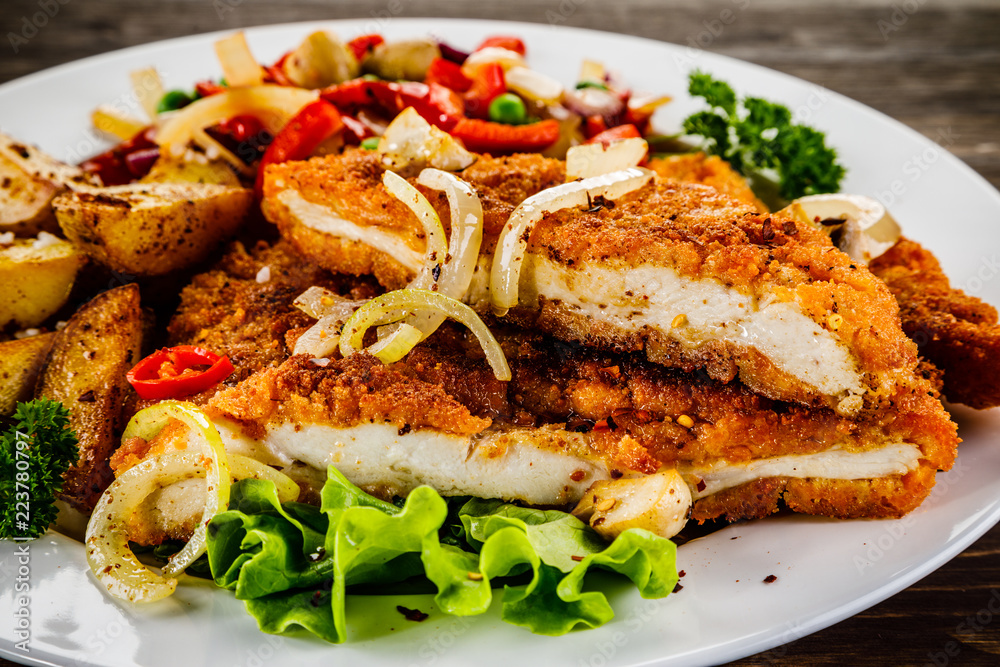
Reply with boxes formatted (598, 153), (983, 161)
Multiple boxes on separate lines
(194, 80), (227, 98)
(218, 114), (266, 143)
(583, 115), (607, 140)
(255, 99), (344, 197)
(321, 80), (464, 130)
(464, 62), (505, 119)
(126, 346), (234, 400)
(450, 118), (560, 154)
(347, 34), (385, 62)
(81, 127), (158, 185)
(425, 57), (472, 92)
(340, 114), (374, 144)
(262, 52), (295, 86)
(476, 36), (526, 56)
(586, 123), (642, 147)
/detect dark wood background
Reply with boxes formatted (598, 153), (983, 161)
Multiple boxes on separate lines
(2, 1), (998, 665)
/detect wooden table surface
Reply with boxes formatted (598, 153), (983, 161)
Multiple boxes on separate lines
(2, 0), (999, 665)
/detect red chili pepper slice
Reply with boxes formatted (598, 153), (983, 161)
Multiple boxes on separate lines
(347, 34), (385, 62)
(127, 346), (235, 400)
(476, 36), (526, 56)
(464, 62), (505, 119)
(450, 117), (560, 154)
(425, 57), (472, 92)
(586, 123), (642, 147)
(255, 99), (344, 197)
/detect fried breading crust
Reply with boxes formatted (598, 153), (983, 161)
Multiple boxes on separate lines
(166, 239), (380, 392)
(647, 152), (769, 213)
(262, 150), (566, 288)
(870, 237), (1000, 409)
(207, 353), (492, 440)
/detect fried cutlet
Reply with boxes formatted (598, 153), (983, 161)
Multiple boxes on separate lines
(870, 237), (1000, 408)
(115, 320), (957, 545)
(263, 150), (932, 420)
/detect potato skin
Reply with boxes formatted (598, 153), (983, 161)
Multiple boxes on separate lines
(0, 333), (54, 416)
(35, 283), (144, 511)
(0, 133), (94, 236)
(0, 236), (83, 330)
(53, 182), (253, 276)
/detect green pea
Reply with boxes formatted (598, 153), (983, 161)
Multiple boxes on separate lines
(360, 137), (381, 150)
(488, 93), (527, 125)
(156, 90), (194, 113)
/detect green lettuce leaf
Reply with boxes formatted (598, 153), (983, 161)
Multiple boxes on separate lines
(205, 466), (678, 643)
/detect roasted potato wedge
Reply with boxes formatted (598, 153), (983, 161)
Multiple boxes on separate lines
(140, 154), (242, 187)
(0, 133), (94, 236)
(35, 283), (144, 511)
(363, 39), (440, 81)
(282, 31), (359, 89)
(53, 182), (253, 276)
(0, 333), (54, 416)
(0, 233), (83, 330)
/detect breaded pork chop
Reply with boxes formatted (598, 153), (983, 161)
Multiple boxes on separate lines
(870, 237), (1000, 408)
(263, 150), (932, 419)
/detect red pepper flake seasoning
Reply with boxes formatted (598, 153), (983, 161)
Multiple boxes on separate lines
(632, 409), (653, 424)
(672, 582), (684, 593)
(602, 365), (622, 379)
(678, 570), (686, 578)
(571, 555), (585, 562)
(610, 469), (623, 479)
(569, 469), (587, 482)
(397, 605), (429, 622)
(593, 416), (616, 433)
(763, 574), (778, 584)
(782, 221), (798, 235)
(77, 390), (96, 403)
(696, 479), (706, 493)
(761, 218), (775, 242)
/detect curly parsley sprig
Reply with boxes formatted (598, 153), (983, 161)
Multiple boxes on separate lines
(682, 71), (846, 203)
(1, 399), (79, 540)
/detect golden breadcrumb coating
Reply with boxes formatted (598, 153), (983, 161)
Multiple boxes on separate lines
(870, 237), (1000, 409)
(648, 152), (769, 213)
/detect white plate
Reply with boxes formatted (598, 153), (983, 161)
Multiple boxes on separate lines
(2, 18), (1000, 667)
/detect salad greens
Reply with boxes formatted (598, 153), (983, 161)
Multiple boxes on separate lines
(681, 70), (846, 204)
(206, 467), (678, 641)
(0, 399), (79, 540)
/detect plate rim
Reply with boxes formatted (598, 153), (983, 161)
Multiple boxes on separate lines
(1, 17), (999, 667)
